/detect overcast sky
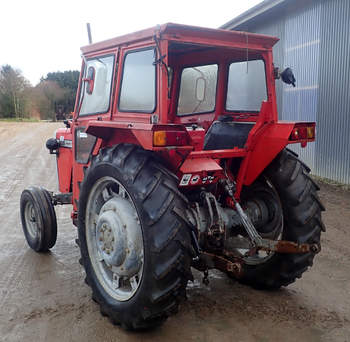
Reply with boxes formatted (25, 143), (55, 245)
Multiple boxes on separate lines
(0, 0), (262, 85)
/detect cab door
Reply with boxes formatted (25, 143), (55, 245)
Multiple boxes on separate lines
(72, 51), (118, 211)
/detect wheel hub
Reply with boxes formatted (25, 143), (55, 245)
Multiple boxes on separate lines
(96, 211), (126, 266)
(25, 202), (38, 239)
(95, 196), (143, 279)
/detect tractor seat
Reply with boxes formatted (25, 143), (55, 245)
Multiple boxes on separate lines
(203, 117), (254, 150)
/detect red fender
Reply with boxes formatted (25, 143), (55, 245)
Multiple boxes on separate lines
(243, 122), (295, 186)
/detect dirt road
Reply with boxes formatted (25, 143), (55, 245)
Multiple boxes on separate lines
(0, 122), (349, 342)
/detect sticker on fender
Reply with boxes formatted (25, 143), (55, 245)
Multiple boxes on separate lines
(180, 174), (192, 186)
(190, 175), (200, 185)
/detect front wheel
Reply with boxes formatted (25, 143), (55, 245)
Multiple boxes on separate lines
(232, 149), (325, 289)
(20, 187), (57, 252)
(78, 144), (193, 330)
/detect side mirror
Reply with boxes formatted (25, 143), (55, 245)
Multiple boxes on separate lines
(83, 66), (95, 94)
(280, 67), (296, 87)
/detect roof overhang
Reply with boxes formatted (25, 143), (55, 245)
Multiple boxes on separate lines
(220, 0), (287, 30)
(81, 23), (279, 55)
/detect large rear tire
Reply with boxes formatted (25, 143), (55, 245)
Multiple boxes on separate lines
(236, 149), (325, 289)
(78, 144), (193, 330)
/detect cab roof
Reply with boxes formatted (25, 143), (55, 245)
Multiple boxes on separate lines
(81, 23), (279, 55)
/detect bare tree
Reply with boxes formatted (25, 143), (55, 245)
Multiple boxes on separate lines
(0, 65), (30, 118)
(33, 80), (66, 120)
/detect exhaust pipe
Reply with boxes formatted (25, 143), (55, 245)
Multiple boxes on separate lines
(86, 23), (92, 44)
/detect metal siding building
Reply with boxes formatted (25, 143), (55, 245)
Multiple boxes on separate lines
(222, 0), (350, 184)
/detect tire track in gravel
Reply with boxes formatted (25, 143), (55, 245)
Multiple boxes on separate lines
(0, 122), (61, 310)
(0, 123), (57, 206)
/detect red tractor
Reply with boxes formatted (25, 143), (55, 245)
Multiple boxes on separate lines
(20, 23), (325, 330)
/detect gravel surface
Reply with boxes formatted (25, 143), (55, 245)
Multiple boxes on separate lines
(0, 122), (349, 342)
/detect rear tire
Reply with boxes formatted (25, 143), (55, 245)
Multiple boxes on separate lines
(20, 187), (57, 252)
(78, 144), (193, 330)
(236, 149), (325, 289)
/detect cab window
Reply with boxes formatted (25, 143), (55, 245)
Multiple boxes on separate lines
(226, 59), (267, 112)
(79, 55), (115, 116)
(177, 64), (218, 116)
(119, 48), (156, 112)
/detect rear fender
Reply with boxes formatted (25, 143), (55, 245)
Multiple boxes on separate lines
(243, 122), (295, 186)
(85, 121), (192, 151)
(86, 121), (164, 150)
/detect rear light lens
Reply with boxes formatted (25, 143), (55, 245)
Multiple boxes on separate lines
(153, 130), (188, 146)
(307, 126), (315, 139)
(290, 124), (315, 141)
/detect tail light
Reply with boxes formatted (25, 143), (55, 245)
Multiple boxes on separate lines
(153, 130), (189, 147)
(290, 123), (315, 141)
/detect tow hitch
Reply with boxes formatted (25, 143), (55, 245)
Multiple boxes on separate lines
(227, 182), (320, 255)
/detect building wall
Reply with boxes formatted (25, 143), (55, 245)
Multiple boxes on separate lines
(316, 0), (350, 184)
(234, 0), (350, 183)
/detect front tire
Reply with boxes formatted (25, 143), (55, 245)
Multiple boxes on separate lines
(78, 144), (193, 330)
(20, 187), (57, 252)
(236, 149), (325, 289)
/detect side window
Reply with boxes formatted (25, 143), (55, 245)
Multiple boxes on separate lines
(119, 49), (156, 112)
(79, 55), (115, 116)
(177, 64), (218, 116)
(226, 60), (267, 112)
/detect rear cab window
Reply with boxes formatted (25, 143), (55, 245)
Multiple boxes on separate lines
(226, 59), (267, 112)
(177, 64), (218, 116)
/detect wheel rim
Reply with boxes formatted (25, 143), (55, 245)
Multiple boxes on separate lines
(85, 176), (144, 301)
(24, 202), (39, 240)
(235, 178), (284, 265)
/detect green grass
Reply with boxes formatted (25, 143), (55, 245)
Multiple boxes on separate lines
(0, 117), (40, 122)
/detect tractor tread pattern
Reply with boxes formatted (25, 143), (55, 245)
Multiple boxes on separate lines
(239, 149), (324, 289)
(77, 144), (192, 330)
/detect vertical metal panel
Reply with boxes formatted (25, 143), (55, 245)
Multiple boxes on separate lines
(248, 17), (286, 117)
(316, 0), (350, 184)
(231, 0), (350, 184)
(281, 0), (322, 171)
